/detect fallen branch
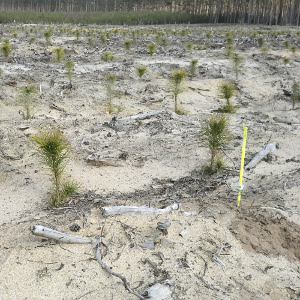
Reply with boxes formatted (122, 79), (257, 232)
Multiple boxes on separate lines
(117, 110), (168, 123)
(245, 142), (278, 170)
(95, 238), (145, 300)
(30, 225), (96, 244)
(101, 203), (180, 216)
(273, 116), (300, 125)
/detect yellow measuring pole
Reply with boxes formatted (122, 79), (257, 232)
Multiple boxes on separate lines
(237, 125), (248, 207)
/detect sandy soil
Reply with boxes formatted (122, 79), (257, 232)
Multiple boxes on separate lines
(0, 23), (300, 300)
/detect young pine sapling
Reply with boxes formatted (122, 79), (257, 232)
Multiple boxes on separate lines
(219, 82), (236, 113)
(31, 128), (79, 207)
(168, 69), (186, 115)
(65, 60), (74, 83)
(200, 113), (232, 174)
(105, 73), (117, 114)
(291, 82), (300, 110)
(19, 84), (37, 120)
(136, 65), (147, 79)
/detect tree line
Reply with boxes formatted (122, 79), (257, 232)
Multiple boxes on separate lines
(0, 0), (299, 25)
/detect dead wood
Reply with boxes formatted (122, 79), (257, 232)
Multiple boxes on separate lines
(245, 142), (279, 170)
(86, 149), (125, 167)
(273, 116), (300, 125)
(101, 203), (180, 216)
(30, 225), (96, 244)
(86, 157), (124, 167)
(95, 238), (145, 300)
(117, 110), (168, 123)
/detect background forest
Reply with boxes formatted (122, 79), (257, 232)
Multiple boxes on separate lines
(0, 0), (299, 25)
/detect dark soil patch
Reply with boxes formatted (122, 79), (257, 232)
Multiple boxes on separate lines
(230, 208), (300, 261)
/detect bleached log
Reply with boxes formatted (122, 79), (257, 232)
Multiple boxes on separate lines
(101, 203), (180, 217)
(30, 225), (96, 244)
(245, 142), (278, 170)
(273, 116), (300, 125)
(117, 110), (168, 123)
(86, 157), (124, 167)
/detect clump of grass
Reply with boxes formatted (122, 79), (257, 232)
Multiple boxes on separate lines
(200, 113), (232, 174)
(168, 69), (186, 114)
(136, 65), (147, 78)
(19, 84), (37, 120)
(291, 81), (300, 110)
(65, 60), (74, 83)
(101, 51), (115, 62)
(189, 59), (198, 79)
(31, 128), (79, 207)
(53, 47), (65, 62)
(219, 82), (236, 113)
(147, 43), (157, 56)
(1, 39), (12, 60)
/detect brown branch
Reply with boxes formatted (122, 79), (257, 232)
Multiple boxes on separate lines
(95, 238), (145, 300)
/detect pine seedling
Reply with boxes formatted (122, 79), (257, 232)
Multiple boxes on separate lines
(105, 73), (117, 114)
(206, 31), (212, 39)
(44, 28), (53, 47)
(168, 69), (186, 114)
(232, 53), (244, 81)
(1, 39), (12, 60)
(147, 43), (157, 56)
(282, 57), (290, 65)
(101, 52), (115, 62)
(200, 113), (232, 174)
(53, 47), (65, 62)
(283, 40), (290, 49)
(226, 32), (233, 45)
(185, 42), (194, 51)
(261, 46), (269, 54)
(123, 40), (132, 51)
(226, 44), (235, 57)
(161, 38), (168, 51)
(219, 82), (236, 113)
(189, 59), (198, 80)
(32, 128), (79, 207)
(136, 65), (147, 78)
(258, 36), (264, 48)
(290, 45), (298, 54)
(65, 60), (74, 83)
(291, 82), (300, 110)
(19, 84), (37, 120)
(100, 33), (107, 44)
(74, 29), (80, 41)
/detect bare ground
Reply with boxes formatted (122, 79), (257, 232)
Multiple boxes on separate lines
(0, 23), (300, 299)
